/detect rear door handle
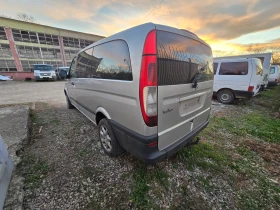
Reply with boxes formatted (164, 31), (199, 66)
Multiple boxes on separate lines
(71, 82), (74, 86)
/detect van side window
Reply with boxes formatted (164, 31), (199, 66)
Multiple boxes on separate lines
(75, 48), (94, 78)
(213, 63), (218, 75)
(219, 62), (248, 75)
(270, 67), (275, 74)
(92, 40), (132, 81)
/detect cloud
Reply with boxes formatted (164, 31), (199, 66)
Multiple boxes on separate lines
(1, 0), (280, 52)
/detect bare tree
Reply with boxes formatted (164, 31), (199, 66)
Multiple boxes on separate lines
(0, 14), (12, 18)
(16, 13), (36, 23)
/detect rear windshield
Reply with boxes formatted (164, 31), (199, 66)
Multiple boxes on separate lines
(157, 30), (213, 86)
(34, 65), (54, 71)
(270, 67), (275, 74)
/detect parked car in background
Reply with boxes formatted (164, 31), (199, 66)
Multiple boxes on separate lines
(56, 67), (69, 80)
(34, 64), (56, 81)
(268, 65), (280, 87)
(213, 58), (263, 104)
(64, 23), (214, 164)
(215, 53), (272, 91)
(0, 75), (13, 81)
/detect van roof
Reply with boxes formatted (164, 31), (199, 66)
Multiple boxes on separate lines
(214, 57), (261, 63)
(215, 53), (272, 60)
(81, 22), (210, 53)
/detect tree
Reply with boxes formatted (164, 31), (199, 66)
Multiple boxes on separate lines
(0, 14), (12, 18)
(16, 13), (36, 23)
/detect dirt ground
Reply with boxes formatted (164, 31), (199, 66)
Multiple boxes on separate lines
(0, 81), (66, 106)
(1, 81), (279, 209)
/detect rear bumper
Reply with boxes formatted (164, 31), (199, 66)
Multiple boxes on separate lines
(110, 119), (209, 164)
(234, 90), (254, 99)
(268, 81), (279, 87)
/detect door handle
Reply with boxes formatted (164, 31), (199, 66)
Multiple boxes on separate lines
(71, 82), (75, 86)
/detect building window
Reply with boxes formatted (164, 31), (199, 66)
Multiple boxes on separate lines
(0, 27), (7, 40)
(0, 44), (12, 57)
(12, 29), (38, 43)
(37, 33), (59, 46)
(0, 60), (17, 71)
(17, 46), (41, 58)
(65, 49), (79, 60)
(41, 48), (61, 59)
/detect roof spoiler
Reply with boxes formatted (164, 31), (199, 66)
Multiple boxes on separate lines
(180, 29), (198, 38)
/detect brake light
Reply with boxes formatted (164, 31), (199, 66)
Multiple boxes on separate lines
(275, 79), (279, 82)
(140, 30), (158, 127)
(248, 86), (254, 92)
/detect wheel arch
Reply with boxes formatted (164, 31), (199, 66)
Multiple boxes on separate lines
(217, 88), (236, 98)
(95, 107), (111, 125)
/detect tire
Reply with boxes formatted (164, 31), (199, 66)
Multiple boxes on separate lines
(217, 89), (234, 104)
(66, 94), (74, 109)
(99, 118), (124, 157)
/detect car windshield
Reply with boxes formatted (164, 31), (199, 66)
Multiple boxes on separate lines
(34, 65), (54, 71)
(59, 68), (69, 72)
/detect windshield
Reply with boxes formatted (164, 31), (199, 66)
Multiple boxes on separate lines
(34, 65), (54, 71)
(59, 68), (69, 72)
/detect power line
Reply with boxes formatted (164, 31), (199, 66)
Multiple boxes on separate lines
(145, 0), (164, 18)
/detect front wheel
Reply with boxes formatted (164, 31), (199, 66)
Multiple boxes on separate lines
(99, 118), (124, 157)
(217, 90), (234, 104)
(66, 94), (74, 109)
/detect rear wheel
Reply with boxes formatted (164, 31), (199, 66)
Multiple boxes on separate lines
(99, 118), (124, 157)
(217, 90), (234, 104)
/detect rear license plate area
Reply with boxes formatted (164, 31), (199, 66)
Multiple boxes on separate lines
(179, 93), (206, 116)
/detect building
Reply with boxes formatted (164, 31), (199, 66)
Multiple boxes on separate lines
(0, 17), (105, 80)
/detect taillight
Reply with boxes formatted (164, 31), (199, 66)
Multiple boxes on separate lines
(248, 86), (254, 92)
(275, 79), (279, 82)
(140, 30), (158, 127)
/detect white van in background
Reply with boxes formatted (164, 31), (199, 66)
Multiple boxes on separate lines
(268, 65), (280, 86)
(213, 58), (263, 104)
(215, 53), (272, 90)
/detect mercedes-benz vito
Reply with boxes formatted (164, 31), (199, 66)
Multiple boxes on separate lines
(64, 23), (214, 164)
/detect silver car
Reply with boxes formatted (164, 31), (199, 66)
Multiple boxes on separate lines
(64, 23), (214, 164)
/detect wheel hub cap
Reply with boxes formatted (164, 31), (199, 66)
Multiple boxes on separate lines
(100, 125), (112, 152)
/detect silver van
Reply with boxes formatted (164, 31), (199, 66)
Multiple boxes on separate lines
(64, 23), (214, 164)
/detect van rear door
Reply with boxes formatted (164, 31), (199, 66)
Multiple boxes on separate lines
(156, 29), (213, 151)
(250, 59), (263, 94)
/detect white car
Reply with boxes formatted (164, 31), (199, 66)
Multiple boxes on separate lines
(0, 75), (13, 81)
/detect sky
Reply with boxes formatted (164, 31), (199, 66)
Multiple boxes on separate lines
(1, 0), (280, 55)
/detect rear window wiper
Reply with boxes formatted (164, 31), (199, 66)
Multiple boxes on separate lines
(192, 62), (208, 89)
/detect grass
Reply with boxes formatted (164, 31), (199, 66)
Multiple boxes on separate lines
(130, 163), (169, 209)
(205, 111), (280, 144)
(178, 141), (231, 172)
(254, 85), (280, 111)
(22, 155), (49, 189)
